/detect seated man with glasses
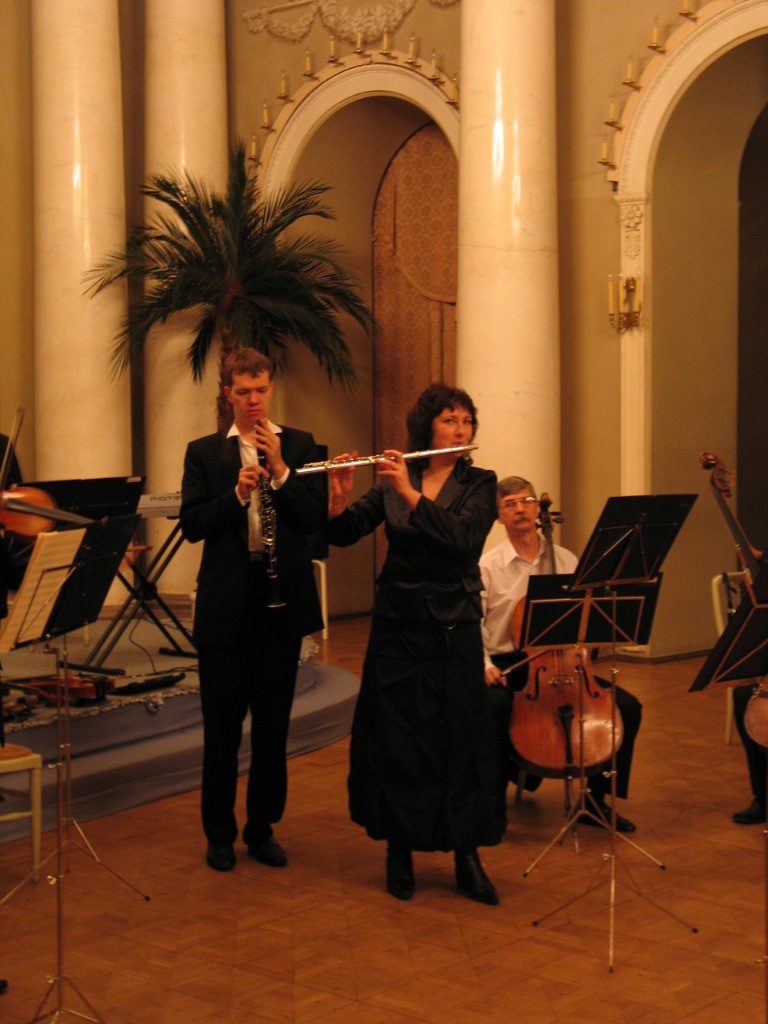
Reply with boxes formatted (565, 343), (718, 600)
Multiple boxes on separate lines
(479, 475), (642, 833)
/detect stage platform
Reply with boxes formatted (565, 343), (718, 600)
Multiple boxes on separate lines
(0, 618), (360, 841)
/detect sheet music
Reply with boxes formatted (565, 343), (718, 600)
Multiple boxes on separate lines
(0, 528), (85, 652)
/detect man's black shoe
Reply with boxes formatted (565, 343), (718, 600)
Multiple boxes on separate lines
(206, 843), (236, 872)
(247, 837), (288, 867)
(733, 798), (766, 825)
(578, 802), (636, 834)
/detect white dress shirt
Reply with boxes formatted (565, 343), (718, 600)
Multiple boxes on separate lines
(480, 535), (578, 668)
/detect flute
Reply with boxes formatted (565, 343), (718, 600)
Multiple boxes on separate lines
(296, 444), (478, 475)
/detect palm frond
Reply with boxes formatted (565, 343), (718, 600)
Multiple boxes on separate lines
(87, 140), (373, 395)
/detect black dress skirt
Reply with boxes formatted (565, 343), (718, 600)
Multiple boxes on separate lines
(326, 458), (505, 852)
(349, 610), (503, 851)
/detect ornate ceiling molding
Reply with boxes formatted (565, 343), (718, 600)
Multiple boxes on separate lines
(243, 0), (459, 45)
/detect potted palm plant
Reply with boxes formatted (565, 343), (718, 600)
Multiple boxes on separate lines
(86, 141), (373, 426)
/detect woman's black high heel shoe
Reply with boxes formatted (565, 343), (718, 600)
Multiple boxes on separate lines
(454, 850), (499, 905)
(386, 846), (414, 900)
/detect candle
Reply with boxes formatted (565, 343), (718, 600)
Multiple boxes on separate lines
(329, 34), (336, 60)
(382, 31), (390, 52)
(608, 275), (614, 317)
(601, 137), (608, 162)
(608, 98), (616, 122)
(304, 49), (312, 75)
(635, 275), (642, 310)
(262, 102), (269, 128)
(618, 274), (625, 314)
(651, 20), (659, 47)
(626, 55), (634, 81)
(250, 135), (257, 160)
(279, 71), (287, 98)
(431, 48), (438, 72)
(356, 31), (362, 52)
(408, 34), (416, 60)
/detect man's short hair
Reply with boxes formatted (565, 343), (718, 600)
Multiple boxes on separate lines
(222, 349), (272, 388)
(497, 475), (537, 501)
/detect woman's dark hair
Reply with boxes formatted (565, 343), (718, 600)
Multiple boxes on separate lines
(406, 382), (478, 452)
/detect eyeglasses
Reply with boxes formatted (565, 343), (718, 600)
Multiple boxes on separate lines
(499, 497), (539, 511)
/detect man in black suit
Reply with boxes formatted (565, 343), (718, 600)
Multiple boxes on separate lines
(181, 350), (325, 872)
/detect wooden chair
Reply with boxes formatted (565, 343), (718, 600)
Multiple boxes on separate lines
(0, 743), (42, 880)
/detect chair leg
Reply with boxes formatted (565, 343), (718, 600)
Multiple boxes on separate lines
(515, 769), (528, 804)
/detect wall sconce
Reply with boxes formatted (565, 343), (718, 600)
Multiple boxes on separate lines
(608, 273), (642, 332)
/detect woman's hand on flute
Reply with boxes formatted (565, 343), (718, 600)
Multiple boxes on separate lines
(327, 452), (357, 518)
(376, 450), (420, 508)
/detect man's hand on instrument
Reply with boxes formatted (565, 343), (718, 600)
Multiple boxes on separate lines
(485, 665), (506, 687)
(254, 421), (286, 478)
(236, 463), (265, 502)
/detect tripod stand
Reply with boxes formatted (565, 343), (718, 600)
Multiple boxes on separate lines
(517, 493), (699, 969)
(0, 517), (150, 1023)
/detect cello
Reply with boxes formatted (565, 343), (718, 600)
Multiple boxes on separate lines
(508, 493), (624, 779)
(700, 452), (768, 745)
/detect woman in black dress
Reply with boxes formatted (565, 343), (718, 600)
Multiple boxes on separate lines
(326, 383), (504, 904)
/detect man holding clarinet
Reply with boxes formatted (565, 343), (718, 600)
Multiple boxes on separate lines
(180, 349), (325, 873)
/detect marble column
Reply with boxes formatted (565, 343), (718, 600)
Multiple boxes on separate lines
(143, 0), (228, 595)
(31, 0), (131, 478)
(456, 0), (560, 504)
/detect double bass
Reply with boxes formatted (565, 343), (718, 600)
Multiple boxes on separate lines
(700, 452), (768, 745)
(508, 494), (624, 779)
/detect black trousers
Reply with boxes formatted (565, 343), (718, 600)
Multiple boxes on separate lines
(733, 683), (767, 806)
(486, 652), (642, 810)
(197, 562), (301, 847)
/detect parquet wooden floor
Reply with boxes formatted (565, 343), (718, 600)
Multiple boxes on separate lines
(0, 616), (766, 1024)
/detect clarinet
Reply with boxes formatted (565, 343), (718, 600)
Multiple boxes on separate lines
(257, 429), (286, 609)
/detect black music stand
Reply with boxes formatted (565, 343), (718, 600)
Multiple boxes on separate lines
(521, 492), (697, 969)
(0, 518), (148, 1024)
(77, 518), (195, 674)
(689, 565), (768, 1021)
(690, 565), (768, 691)
(26, 475), (145, 522)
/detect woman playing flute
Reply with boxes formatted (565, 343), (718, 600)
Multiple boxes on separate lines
(325, 383), (504, 904)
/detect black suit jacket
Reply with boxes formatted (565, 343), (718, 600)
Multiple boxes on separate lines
(180, 426), (325, 646)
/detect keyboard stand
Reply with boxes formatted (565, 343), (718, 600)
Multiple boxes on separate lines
(73, 522), (197, 673)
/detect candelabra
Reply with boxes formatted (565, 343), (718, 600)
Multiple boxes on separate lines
(608, 274), (642, 332)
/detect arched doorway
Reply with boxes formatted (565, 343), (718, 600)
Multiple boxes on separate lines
(259, 63), (460, 616)
(615, 3), (768, 656)
(372, 123), (459, 453)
